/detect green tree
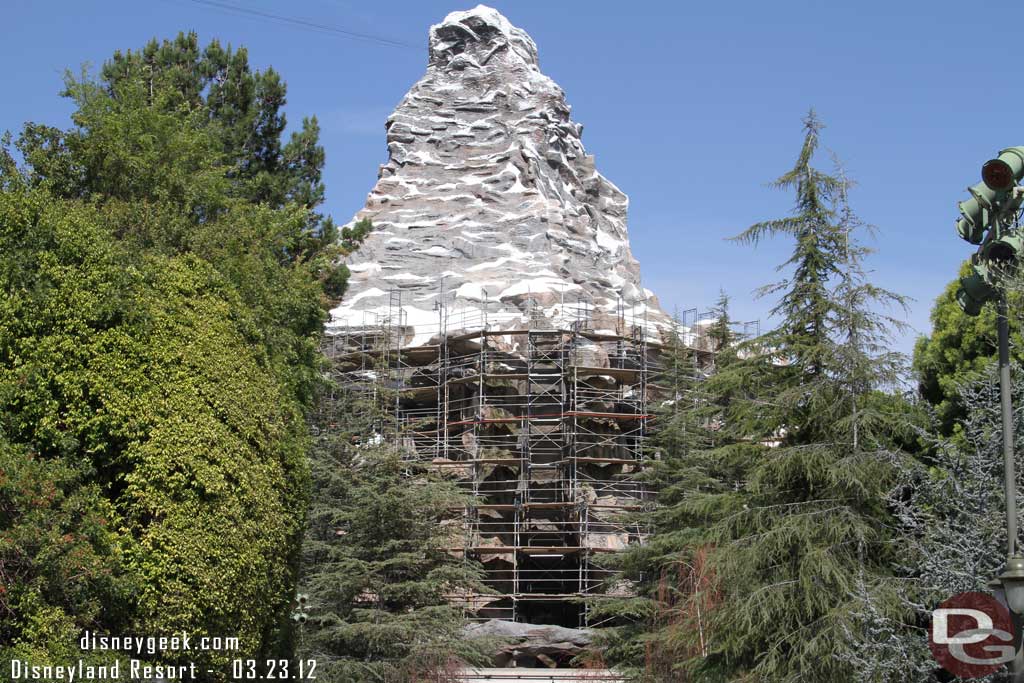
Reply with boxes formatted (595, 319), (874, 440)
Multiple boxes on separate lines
(700, 112), (916, 682)
(298, 384), (492, 682)
(0, 437), (128, 672)
(707, 290), (734, 355)
(14, 31), (351, 305)
(840, 366), (1024, 682)
(913, 270), (1024, 438)
(600, 112), (916, 682)
(587, 302), (744, 681)
(1, 33), (366, 675)
(28, 32), (326, 219)
(0, 190), (313, 674)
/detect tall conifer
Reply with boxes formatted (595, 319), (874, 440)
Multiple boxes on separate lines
(598, 112), (915, 681)
(694, 111), (913, 681)
(298, 357), (492, 681)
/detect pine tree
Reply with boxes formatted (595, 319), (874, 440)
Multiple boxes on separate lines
(97, 33), (327, 218)
(654, 317), (710, 462)
(17, 31), (348, 294)
(297, 369), (493, 682)
(695, 111), (916, 682)
(14, 32), (364, 403)
(588, 304), (742, 682)
(601, 112), (917, 682)
(707, 290), (734, 355)
(829, 160), (912, 449)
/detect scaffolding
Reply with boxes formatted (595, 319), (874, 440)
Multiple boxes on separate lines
(322, 290), (752, 628)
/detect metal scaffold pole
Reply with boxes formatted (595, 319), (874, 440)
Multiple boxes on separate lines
(320, 297), (716, 628)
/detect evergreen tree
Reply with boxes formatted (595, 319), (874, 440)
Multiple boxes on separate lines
(597, 112), (916, 682)
(829, 162), (912, 448)
(298, 379), (492, 682)
(14, 31), (350, 300)
(866, 262), (1024, 681)
(695, 112), (915, 682)
(90, 32), (326, 218)
(706, 289), (734, 355)
(588, 304), (744, 681)
(840, 366), (1024, 682)
(655, 316), (711, 462)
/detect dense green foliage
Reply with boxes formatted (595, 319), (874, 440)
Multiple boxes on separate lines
(587, 297), (736, 679)
(298, 388), (492, 681)
(0, 435), (126, 670)
(0, 33), (358, 677)
(599, 113), (920, 682)
(913, 268), (1024, 437)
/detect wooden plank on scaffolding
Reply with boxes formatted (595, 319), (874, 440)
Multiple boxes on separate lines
(566, 411), (650, 420)
(568, 457), (640, 464)
(399, 386), (437, 398)
(450, 502), (645, 512)
(571, 365), (642, 380)
(431, 457), (526, 466)
(446, 372), (531, 385)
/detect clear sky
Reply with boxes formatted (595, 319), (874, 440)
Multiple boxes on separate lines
(5, 0), (1024, 356)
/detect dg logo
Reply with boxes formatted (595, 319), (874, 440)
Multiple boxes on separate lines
(931, 591), (1017, 678)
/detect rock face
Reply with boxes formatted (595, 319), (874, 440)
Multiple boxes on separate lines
(465, 620), (593, 668)
(328, 5), (671, 344)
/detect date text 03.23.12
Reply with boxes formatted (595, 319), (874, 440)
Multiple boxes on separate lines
(229, 659), (316, 680)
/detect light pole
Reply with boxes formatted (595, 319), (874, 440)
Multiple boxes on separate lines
(995, 292), (1024, 680)
(994, 190), (1023, 594)
(956, 149), (1024, 679)
(997, 292), (1022, 582)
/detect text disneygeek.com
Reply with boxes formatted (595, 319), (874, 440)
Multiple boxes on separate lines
(8, 630), (317, 680)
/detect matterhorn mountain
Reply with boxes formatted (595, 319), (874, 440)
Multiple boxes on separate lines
(328, 5), (672, 344)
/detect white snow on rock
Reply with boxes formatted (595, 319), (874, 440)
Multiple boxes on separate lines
(328, 5), (673, 344)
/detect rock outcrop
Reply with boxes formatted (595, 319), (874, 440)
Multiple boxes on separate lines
(465, 619), (593, 668)
(328, 5), (672, 344)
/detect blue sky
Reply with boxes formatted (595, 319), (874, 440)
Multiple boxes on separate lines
(5, 0), (1024, 356)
